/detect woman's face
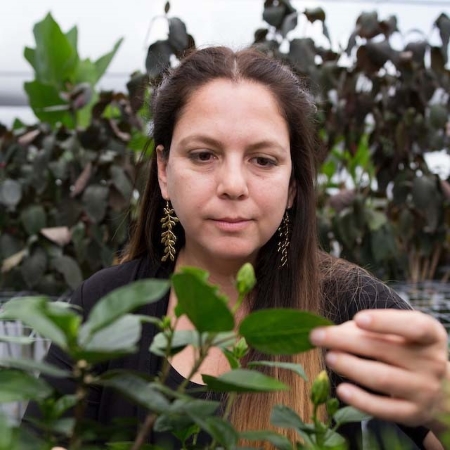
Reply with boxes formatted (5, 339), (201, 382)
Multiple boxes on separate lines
(157, 78), (295, 269)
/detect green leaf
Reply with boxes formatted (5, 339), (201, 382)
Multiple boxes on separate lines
(0, 179), (22, 208)
(168, 18), (189, 51)
(82, 184), (109, 223)
(24, 81), (73, 128)
(240, 309), (332, 355)
(365, 210), (387, 232)
(99, 373), (169, 413)
(65, 26), (78, 51)
(281, 12), (298, 38)
(83, 315), (142, 355)
(333, 406), (372, 426)
(75, 58), (100, 85)
(52, 394), (78, 417)
(202, 369), (288, 393)
(94, 38), (124, 83)
(155, 398), (220, 433)
(0, 234), (22, 259)
(235, 263), (256, 296)
(150, 330), (200, 357)
(31, 13), (79, 86)
(20, 205), (47, 235)
(0, 297), (71, 349)
(222, 349), (240, 369)
(270, 405), (309, 430)
(20, 248), (47, 289)
(0, 370), (52, 402)
(51, 255), (83, 290)
(429, 104), (448, 129)
(326, 398), (340, 417)
(247, 361), (307, 381)
(323, 429), (347, 448)
(146, 40), (173, 79)
(81, 279), (169, 337)
(305, 7), (326, 23)
(171, 398), (220, 417)
(172, 268), (234, 333)
(435, 13), (450, 63)
(193, 416), (239, 449)
(110, 166), (133, 200)
(240, 430), (293, 450)
(263, 3), (287, 28)
(24, 47), (36, 71)
(172, 424), (200, 446)
(0, 357), (70, 378)
(154, 413), (195, 434)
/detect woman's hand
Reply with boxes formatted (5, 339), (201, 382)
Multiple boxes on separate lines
(309, 309), (449, 429)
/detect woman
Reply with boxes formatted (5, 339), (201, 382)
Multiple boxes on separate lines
(28, 46), (448, 449)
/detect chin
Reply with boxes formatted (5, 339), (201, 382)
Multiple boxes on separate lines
(209, 247), (257, 264)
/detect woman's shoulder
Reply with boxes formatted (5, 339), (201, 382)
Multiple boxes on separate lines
(319, 252), (410, 324)
(71, 255), (161, 317)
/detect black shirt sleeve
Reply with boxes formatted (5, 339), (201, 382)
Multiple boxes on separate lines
(324, 268), (429, 450)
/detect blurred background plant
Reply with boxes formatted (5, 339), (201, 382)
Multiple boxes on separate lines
(1, 0), (449, 292)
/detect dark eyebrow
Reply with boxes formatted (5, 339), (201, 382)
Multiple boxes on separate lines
(178, 134), (287, 153)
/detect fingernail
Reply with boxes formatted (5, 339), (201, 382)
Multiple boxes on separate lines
(310, 328), (326, 344)
(326, 352), (337, 365)
(338, 385), (353, 400)
(356, 313), (372, 326)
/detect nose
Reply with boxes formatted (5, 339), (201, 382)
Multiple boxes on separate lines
(216, 158), (249, 200)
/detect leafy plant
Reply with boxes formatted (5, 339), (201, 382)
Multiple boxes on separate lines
(0, 90), (145, 295)
(250, 2), (450, 281)
(24, 13), (123, 128)
(0, 264), (369, 449)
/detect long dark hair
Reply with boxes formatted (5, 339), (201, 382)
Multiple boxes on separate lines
(122, 46), (325, 445)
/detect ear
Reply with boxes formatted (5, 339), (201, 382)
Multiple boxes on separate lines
(287, 180), (296, 209)
(156, 145), (169, 200)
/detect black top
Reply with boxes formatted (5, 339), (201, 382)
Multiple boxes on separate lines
(23, 255), (429, 449)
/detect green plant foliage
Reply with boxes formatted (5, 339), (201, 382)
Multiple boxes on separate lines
(24, 13), (123, 128)
(0, 91), (148, 294)
(240, 309), (332, 354)
(0, 266), (373, 449)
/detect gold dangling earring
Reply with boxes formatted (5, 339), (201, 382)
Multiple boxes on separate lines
(161, 200), (179, 262)
(277, 210), (290, 268)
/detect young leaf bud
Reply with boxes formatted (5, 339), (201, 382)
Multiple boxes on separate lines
(236, 263), (256, 296)
(311, 370), (330, 406)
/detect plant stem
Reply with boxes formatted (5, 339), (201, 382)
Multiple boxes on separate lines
(130, 412), (157, 450)
(178, 343), (209, 392)
(223, 392), (237, 422)
(69, 362), (89, 450)
(232, 292), (245, 314)
(312, 404), (325, 447)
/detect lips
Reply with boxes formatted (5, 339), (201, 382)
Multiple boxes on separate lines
(210, 217), (253, 232)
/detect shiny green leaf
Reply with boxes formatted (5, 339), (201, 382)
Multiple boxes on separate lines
(172, 268), (234, 333)
(0, 370), (52, 402)
(203, 369), (288, 393)
(240, 309), (332, 354)
(247, 361), (307, 381)
(81, 279), (169, 336)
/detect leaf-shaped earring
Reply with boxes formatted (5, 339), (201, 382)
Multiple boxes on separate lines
(161, 200), (179, 262)
(277, 210), (290, 268)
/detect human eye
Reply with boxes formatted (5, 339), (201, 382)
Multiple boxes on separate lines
(251, 156), (277, 168)
(189, 150), (216, 163)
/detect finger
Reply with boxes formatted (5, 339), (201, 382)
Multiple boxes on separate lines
(311, 324), (438, 372)
(354, 309), (447, 345)
(325, 351), (439, 402)
(335, 383), (432, 427)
